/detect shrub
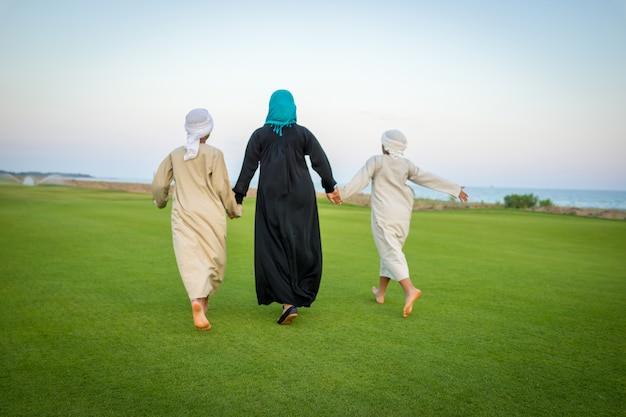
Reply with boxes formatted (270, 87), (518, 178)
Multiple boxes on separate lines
(504, 193), (538, 208)
(539, 198), (553, 207)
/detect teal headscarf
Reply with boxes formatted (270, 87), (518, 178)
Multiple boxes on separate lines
(264, 89), (297, 136)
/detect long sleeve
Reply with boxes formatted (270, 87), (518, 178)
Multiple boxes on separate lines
(151, 154), (173, 208)
(305, 129), (336, 193)
(233, 133), (261, 203)
(341, 156), (377, 201)
(408, 164), (461, 198)
(211, 150), (239, 216)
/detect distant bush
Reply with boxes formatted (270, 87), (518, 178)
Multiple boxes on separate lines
(503, 193), (538, 208)
(539, 198), (553, 207)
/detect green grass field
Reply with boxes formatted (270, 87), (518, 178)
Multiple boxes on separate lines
(1, 184), (624, 416)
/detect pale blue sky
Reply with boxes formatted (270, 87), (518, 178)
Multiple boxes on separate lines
(1, 0), (625, 190)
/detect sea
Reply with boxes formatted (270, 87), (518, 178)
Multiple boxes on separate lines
(107, 176), (626, 210)
(409, 186), (626, 210)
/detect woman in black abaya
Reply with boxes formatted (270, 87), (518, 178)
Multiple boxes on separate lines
(233, 90), (341, 325)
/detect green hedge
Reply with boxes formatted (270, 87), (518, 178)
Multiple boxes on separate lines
(504, 193), (553, 208)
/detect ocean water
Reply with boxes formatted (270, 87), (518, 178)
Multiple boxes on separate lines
(411, 186), (626, 210)
(97, 177), (626, 210)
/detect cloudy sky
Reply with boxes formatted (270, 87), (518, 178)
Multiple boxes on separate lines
(1, 0), (625, 190)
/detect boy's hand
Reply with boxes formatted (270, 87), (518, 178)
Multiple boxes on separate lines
(458, 187), (469, 203)
(229, 204), (243, 219)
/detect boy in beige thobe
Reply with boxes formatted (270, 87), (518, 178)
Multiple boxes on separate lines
(152, 108), (241, 330)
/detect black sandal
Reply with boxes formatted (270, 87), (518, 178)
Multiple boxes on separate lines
(277, 305), (298, 325)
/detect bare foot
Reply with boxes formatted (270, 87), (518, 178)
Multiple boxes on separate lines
(403, 289), (421, 318)
(372, 286), (384, 304)
(192, 300), (211, 330)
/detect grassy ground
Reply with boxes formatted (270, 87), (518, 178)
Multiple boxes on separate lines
(0, 184), (624, 416)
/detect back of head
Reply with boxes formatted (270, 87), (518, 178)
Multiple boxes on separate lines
(183, 108), (214, 161)
(381, 129), (407, 159)
(185, 108), (213, 130)
(265, 90), (297, 136)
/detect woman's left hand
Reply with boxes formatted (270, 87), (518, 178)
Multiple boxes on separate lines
(326, 189), (342, 206)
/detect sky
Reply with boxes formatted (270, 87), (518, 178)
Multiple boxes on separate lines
(1, 0), (625, 190)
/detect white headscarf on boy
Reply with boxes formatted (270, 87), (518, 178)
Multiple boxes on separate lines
(381, 129), (407, 159)
(184, 108), (214, 161)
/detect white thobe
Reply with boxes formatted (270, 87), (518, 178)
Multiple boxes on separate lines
(341, 155), (461, 281)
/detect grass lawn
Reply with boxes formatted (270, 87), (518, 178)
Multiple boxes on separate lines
(0, 184), (624, 416)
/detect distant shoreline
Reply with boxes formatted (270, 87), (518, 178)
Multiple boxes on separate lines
(2, 174), (624, 220)
(0, 170), (93, 179)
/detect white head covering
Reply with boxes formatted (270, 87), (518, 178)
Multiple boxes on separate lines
(381, 129), (407, 159)
(184, 108), (214, 161)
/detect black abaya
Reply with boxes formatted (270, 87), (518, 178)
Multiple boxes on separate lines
(233, 124), (336, 307)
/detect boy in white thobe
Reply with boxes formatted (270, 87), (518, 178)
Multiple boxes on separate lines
(339, 130), (468, 318)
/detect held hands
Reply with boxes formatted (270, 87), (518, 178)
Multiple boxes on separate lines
(458, 187), (469, 203)
(228, 204), (243, 219)
(326, 188), (342, 206)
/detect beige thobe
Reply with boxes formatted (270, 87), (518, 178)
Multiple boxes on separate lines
(341, 155), (461, 281)
(152, 144), (238, 299)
